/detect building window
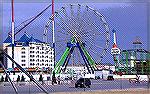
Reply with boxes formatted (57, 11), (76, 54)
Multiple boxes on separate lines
(42, 47), (44, 50)
(21, 64), (26, 66)
(49, 56), (53, 59)
(21, 55), (26, 58)
(21, 47), (25, 50)
(30, 55), (35, 58)
(36, 55), (39, 58)
(36, 47), (39, 50)
(36, 59), (39, 62)
(21, 51), (25, 54)
(36, 51), (39, 54)
(30, 59), (35, 62)
(17, 43), (22, 45)
(30, 47), (35, 49)
(45, 51), (48, 54)
(30, 51), (34, 53)
(21, 60), (26, 62)
(42, 55), (44, 58)
(50, 52), (52, 55)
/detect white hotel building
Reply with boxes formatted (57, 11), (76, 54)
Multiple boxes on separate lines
(3, 33), (54, 70)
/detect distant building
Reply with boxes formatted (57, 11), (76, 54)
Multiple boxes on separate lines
(3, 33), (54, 70)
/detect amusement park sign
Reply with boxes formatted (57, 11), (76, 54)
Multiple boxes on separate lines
(111, 48), (121, 55)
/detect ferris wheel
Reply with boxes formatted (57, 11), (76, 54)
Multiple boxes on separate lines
(44, 4), (110, 74)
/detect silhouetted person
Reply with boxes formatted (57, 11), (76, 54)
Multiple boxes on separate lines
(17, 75), (20, 82)
(21, 75), (25, 82)
(5, 75), (9, 82)
(0, 76), (4, 82)
(52, 72), (57, 85)
(57, 76), (60, 85)
(39, 75), (44, 85)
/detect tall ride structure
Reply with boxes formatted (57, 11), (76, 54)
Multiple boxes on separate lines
(52, 0), (56, 84)
(44, 4), (110, 75)
(120, 37), (150, 74)
(11, 0), (15, 68)
(111, 29), (120, 71)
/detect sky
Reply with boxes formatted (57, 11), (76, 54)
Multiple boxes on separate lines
(1, 0), (149, 65)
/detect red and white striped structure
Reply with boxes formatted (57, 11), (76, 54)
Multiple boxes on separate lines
(111, 29), (120, 55)
(11, 0), (15, 44)
(11, 0), (15, 68)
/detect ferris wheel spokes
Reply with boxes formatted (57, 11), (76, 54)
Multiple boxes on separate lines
(44, 4), (110, 74)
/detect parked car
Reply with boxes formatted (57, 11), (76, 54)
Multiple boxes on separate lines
(107, 75), (114, 80)
(75, 78), (91, 88)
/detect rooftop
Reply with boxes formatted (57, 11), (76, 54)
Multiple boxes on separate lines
(3, 33), (44, 47)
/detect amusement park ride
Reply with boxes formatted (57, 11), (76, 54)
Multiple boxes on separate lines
(111, 31), (150, 75)
(111, 29), (121, 71)
(1, 0), (110, 93)
(0, 0), (149, 94)
(44, 4), (110, 75)
(119, 37), (150, 75)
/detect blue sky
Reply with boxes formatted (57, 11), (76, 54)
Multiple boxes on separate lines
(2, 1), (148, 64)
